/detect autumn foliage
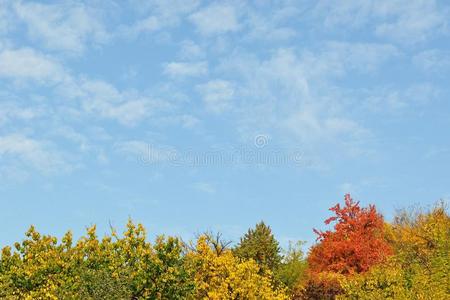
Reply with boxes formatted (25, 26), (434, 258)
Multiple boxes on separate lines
(308, 194), (392, 275)
(0, 195), (448, 299)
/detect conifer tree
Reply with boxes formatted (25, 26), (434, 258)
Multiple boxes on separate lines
(234, 221), (282, 273)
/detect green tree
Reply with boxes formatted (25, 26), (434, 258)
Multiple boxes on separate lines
(0, 221), (195, 299)
(234, 221), (282, 274)
(276, 241), (308, 294)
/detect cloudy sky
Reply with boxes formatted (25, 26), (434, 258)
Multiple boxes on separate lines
(1, 0), (449, 247)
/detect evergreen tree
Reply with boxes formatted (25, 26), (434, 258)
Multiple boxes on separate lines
(234, 221), (282, 273)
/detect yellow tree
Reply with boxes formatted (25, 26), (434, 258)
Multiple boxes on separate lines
(186, 236), (288, 300)
(0, 220), (195, 299)
(339, 202), (450, 299)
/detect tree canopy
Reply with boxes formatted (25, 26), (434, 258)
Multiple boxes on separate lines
(234, 221), (282, 274)
(0, 196), (448, 299)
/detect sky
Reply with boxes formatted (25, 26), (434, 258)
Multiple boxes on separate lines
(0, 0), (450, 249)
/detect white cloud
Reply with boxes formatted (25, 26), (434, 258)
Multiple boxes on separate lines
(322, 42), (400, 74)
(413, 49), (450, 72)
(52, 126), (90, 153)
(121, 0), (200, 37)
(214, 43), (397, 122)
(164, 61), (208, 77)
(0, 48), (66, 83)
(148, 0), (200, 18)
(215, 46), (387, 153)
(14, 1), (108, 53)
(0, 47), (171, 126)
(247, 16), (296, 41)
(178, 40), (204, 60)
(189, 3), (240, 35)
(197, 79), (234, 113)
(245, 3), (300, 42)
(0, 0), (14, 36)
(297, 42), (399, 80)
(314, 0), (448, 44)
(316, 1), (372, 29)
(0, 134), (69, 174)
(127, 16), (160, 35)
(0, 103), (42, 126)
(363, 83), (440, 113)
(373, 0), (447, 44)
(75, 80), (164, 126)
(283, 110), (367, 144)
(0, 46), (175, 127)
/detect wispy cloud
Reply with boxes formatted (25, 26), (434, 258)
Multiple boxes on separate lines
(120, 0), (200, 38)
(413, 49), (450, 73)
(313, 0), (448, 44)
(0, 48), (67, 83)
(189, 3), (240, 35)
(178, 40), (205, 60)
(373, 0), (447, 44)
(164, 61), (208, 77)
(0, 48), (168, 126)
(74, 79), (166, 126)
(197, 79), (234, 113)
(13, 1), (109, 54)
(0, 0), (14, 36)
(0, 102), (42, 126)
(362, 83), (440, 113)
(216, 46), (382, 149)
(0, 134), (71, 174)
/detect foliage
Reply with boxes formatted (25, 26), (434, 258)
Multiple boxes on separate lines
(308, 194), (392, 275)
(0, 221), (194, 299)
(339, 202), (450, 299)
(234, 221), (282, 274)
(0, 197), (448, 299)
(0, 221), (288, 299)
(276, 241), (308, 292)
(294, 272), (344, 300)
(186, 235), (288, 300)
(196, 231), (232, 256)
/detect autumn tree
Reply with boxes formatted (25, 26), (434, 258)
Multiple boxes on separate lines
(194, 231), (232, 256)
(295, 272), (344, 300)
(0, 221), (289, 299)
(234, 221), (282, 274)
(339, 201), (450, 299)
(186, 235), (288, 300)
(0, 221), (195, 299)
(308, 194), (392, 275)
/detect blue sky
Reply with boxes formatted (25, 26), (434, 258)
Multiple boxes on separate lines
(1, 0), (450, 249)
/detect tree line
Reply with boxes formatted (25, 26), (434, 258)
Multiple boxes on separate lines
(0, 194), (448, 299)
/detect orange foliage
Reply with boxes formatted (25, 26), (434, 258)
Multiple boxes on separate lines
(308, 194), (392, 275)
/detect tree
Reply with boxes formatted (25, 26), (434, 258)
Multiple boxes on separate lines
(0, 221), (290, 299)
(186, 235), (288, 300)
(295, 272), (344, 300)
(276, 241), (308, 293)
(339, 201), (450, 299)
(0, 221), (195, 299)
(308, 194), (392, 275)
(234, 221), (282, 274)
(194, 231), (232, 256)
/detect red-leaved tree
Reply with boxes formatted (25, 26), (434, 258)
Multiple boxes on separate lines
(308, 194), (392, 275)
